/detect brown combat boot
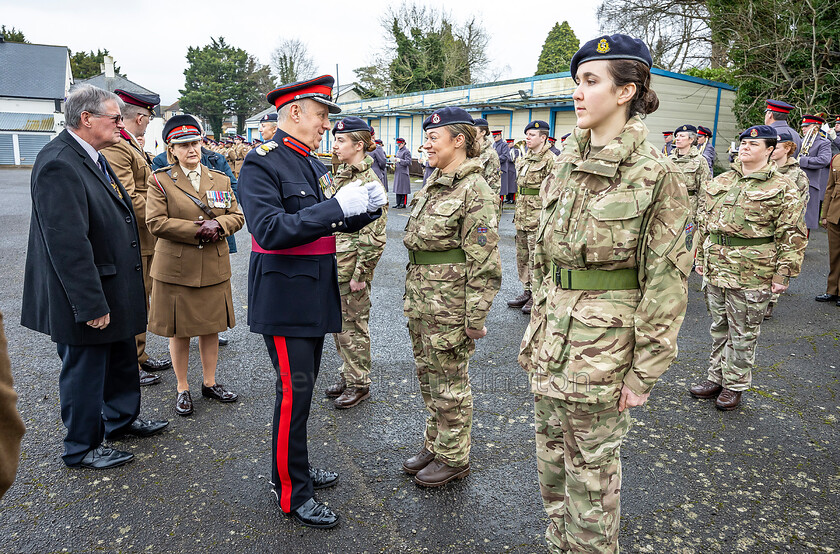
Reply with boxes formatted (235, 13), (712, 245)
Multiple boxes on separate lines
(402, 447), (435, 475)
(414, 459), (470, 487)
(715, 388), (742, 410)
(507, 290), (531, 308)
(334, 386), (370, 409)
(764, 302), (775, 320)
(689, 380), (722, 399)
(521, 296), (533, 315)
(325, 376), (346, 398)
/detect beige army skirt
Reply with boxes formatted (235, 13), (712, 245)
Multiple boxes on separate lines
(148, 279), (235, 338)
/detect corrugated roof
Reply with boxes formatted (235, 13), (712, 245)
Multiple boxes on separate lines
(0, 112), (56, 132)
(0, 42), (69, 100)
(74, 74), (156, 96)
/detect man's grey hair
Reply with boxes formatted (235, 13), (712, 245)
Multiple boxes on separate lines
(65, 84), (123, 129)
(120, 102), (148, 120)
(276, 99), (309, 124)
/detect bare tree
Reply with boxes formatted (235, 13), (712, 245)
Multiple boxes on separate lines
(270, 38), (317, 84)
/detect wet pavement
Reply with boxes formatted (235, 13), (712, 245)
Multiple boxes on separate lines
(0, 168), (837, 553)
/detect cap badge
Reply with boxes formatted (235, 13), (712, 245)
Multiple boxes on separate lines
(597, 39), (610, 54)
(750, 128), (758, 137)
(337, 122), (344, 130)
(431, 114), (441, 124)
(534, 122), (540, 128)
(682, 126), (687, 130)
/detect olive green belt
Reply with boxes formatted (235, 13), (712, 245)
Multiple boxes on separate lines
(518, 187), (540, 195)
(551, 262), (639, 290)
(709, 233), (773, 246)
(408, 248), (466, 265)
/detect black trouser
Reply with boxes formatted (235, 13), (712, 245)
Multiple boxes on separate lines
(56, 338), (140, 465)
(396, 194), (407, 206)
(263, 335), (324, 513)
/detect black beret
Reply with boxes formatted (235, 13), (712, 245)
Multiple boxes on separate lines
(473, 118), (489, 127)
(163, 114), (202, 144)
(260, 112), (278, 123)
(422, 107), (474, 131)
(332, 116), (370, 136)
(266, 75), (341, 114)
(115, 88), (160, 111)
(739, 125), (777, 141)
(524, 120), (549, 133)
(674, 124), (697, 135)
(697, 126), (712, 137)
(777, 131), (793, 142)
(570, 34), (652, 78)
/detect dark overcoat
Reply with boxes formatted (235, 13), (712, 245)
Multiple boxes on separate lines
(393, 145), (412, 195)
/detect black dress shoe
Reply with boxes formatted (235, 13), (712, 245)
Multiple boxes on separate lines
(140, 356), (172, 371)
(288, 497), (339, 529)
(139, 369), (160, 386)
(815, 293), (839, 302)
(176, 390), (193, 416)
(68, 446), (134, 469)
(202, 383), (238, 402)
(218, 335), (230, 346)
(309, 466), (339, 489)
(106, 418), (169, 440)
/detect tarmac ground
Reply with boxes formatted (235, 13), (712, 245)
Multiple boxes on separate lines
(0, 168), (837, 553)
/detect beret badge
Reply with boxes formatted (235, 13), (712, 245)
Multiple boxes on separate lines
(431, 114), (441, 124)
(534, 122), (540, 128)
(596, 39), (610, 53)
(750, 128), (758, 137)
(337, 122), (344, 130)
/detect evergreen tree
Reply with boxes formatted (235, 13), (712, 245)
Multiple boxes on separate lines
(0, 25), (27, 42)
(535, 22), (580, 76)
(70, 49), (121, 80)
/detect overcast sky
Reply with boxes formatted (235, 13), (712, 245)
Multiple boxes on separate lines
(4, 0), (601, 106)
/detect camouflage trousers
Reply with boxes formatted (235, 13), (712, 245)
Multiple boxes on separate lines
(703, 283), (772, 391)
(333, 281), (373, 387)
(408, 318), (475, 466)
(535, 394), (630, 553)
(516, 229), (537, 291)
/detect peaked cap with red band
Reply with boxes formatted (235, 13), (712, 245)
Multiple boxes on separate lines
(491, 130), (502, 136)
(115, 88), (160, 111)
(766, 99), (795, 114)
(266, 75), (341, 114)
(662, 130), (673, 137)
(697, 125), (712, 137)
(801, 114), (825, 126)
(163, 114), (202, 144)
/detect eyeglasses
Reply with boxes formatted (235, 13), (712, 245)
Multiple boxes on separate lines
(88, 112), (123, 123)
(141, 112), (155, 121)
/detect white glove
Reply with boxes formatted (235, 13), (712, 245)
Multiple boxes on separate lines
(828, 127), (837, 141)
(334, 180), (368, 218)
(364, 181), (388, 212)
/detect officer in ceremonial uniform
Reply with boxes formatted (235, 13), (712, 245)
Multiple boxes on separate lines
(507, 120), (554, 315)
(765, 99), (802, 155)
(371, 137), (389, 191)
(696, 125), (716, 172)
(259, 112), (278, 141)
(237, 75), (385, 529)
(473, 118), (502, 219)
(818, 145), (840, 304)
(492, 130), (511, 205)
(393, 138), (412, 208)
(101, 89), (172, 386)
(669, 124), (711, 252)
(691, 125), (806, 410)
(504, 138), (520, 203)
(547, 136), (562, 156)
(662, 130), (674, 155)
(798, 114), (832, 230)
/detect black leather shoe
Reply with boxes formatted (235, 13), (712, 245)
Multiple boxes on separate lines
(288, 497), (339, 529)
(140, 356), (172, 371)
(815, 293), (839, 302)
(309, 466), (339, 489)
(106, 418), (169, 440)
(218, 335), (230, 346)
(68, 446), (134, 469)
(139, 369), (160, 386)
(176, 390), (193, 416)
(202, 383), (238, 402)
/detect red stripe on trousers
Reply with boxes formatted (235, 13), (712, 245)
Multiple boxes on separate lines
(273, 336), (294, 513)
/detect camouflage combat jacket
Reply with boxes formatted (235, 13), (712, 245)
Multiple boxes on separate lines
(333, 156), (388, 283)
(776, 157), (810, 208)
(669, 145), (710, 221)
(518, 116), (691, 403)
(514, 142), (555, 232)
(403, 158), (502, 330)
(478, 136), (502, 196)
(695, 161), (806, 290)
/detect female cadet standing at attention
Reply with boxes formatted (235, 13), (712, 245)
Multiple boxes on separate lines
(146, 116), (245, 416)
(393, 138), (412, 208)
(324, 117), (388, 408)
(401, 107), (501, 487)
(518, 35), (691, 552)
